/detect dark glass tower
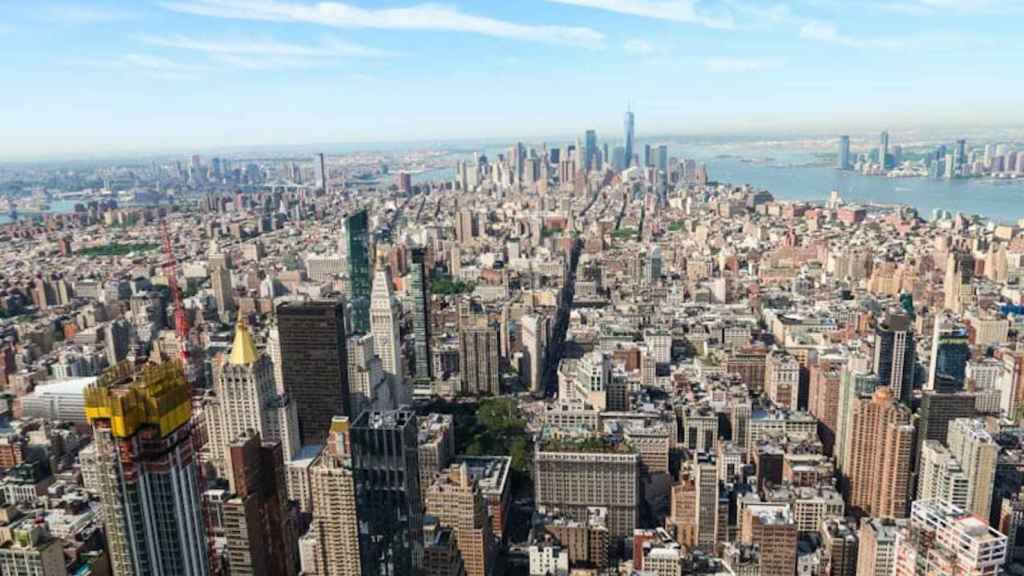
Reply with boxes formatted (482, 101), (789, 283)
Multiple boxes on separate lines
(346, 209), (372, 333)
(623, 108), (635, 170)
(873, 313), (915, 404)
(277, 300), (351, 445)
(410, 246), (433, 394)
(351, 409), (422, 576)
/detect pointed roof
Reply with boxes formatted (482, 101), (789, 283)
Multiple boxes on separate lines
(228, 316), (258, 366)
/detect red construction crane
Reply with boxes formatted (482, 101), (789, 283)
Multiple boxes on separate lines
(161, 218), (220, 574)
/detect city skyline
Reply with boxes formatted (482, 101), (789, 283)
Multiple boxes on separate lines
(4, 0), (1024, 159)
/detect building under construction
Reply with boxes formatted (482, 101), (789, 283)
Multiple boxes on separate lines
(84, 360), (209, 576)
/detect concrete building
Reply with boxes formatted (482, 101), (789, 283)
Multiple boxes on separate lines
(894, 500), (1006, 576)
(847, 387), (914, 518)
(370, 268), (403, 388)
(424, 464), (494, 576)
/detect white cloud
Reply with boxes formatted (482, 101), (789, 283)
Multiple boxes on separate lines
(547, 0), (735, 29)
(623, 39), (657, 55)
(77, 54), (205, 80)
(704, 56), (784, 72)
(798, 21), (903, 49)
(142, 34), (395, 60)
(877, 0), (1024, 14)
(161, 0), (605, 48)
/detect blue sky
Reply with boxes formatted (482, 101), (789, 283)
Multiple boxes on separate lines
(2, 0), (1023, 159)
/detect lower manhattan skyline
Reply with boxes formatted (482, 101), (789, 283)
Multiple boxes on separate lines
(3, 0), (1024, 158)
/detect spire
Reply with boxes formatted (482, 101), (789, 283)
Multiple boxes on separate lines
(228, 315), (258, 365)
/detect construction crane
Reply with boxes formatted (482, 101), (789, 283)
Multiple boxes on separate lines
(161, 218), (220, 574)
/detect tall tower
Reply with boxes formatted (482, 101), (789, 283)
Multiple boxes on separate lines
(943, 251), (975, 313)
(847, 387), (915, 519)
(624, 108), (636, 170)
(409, 246), (433, 394)
(927, 314), (970, 392)
(458, 318), (501, 397)
(310, 417), (362, 576)
(584, 129), (598, 172)
(947, 418), (998, 522)
(873, 313), (915, 403)
(346, 209), (372, 334)
(370, 269), (403, 388)
(277, 300), (351, 445)
(838, 135), (852, 170)
(223, 431), (297, 576)
(879, 131), (890, 170)
(520, 314), (546, 395)
(209, 317), (298, 475)
(84, 361), (208, 576)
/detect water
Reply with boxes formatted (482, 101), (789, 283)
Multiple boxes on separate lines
(0, 199), (81, 225)
(707, 156), (1024, 224)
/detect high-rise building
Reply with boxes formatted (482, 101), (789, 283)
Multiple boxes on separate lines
(838, 135), (852, 170)
(418, 413), (455, 502)
(694, 453), (721, 553)
(944, 251), (975, 314)
(821, 518), (859, 576)
(765, 350), (800, 411)
(917, 440), (969, 512)
(847, 387), (914, 518)
(315, 153), (326, 191)
(211, 263), (234, 319)
(409, 246), (433, 394)
(84, 361), (209, 576)
(740, 505), (798, 576)
(310, 417), (362, 576)
(346, 333), (390, 417)
(209, 318), (298, 476)
(104, 318), (132, 367)
(879, 131), (890, 170)
(534, 438), (639, 539)
(520, 313), (547, 395)
(370, 269), (403, 388)
(584, 129), (598, 172)
(351, 410), (423, 576)
(623, 108), (635, 170)
(857, 518), (900, 576)
(894, 500), (1006, 576)
(947, 418), (998, 522)
(346, 210), (372, 333)
(455, 209), (477, 246)
(424, 464), (494, 576)
(458, 318), (501, 397)
(927, 314), (970, 391)
(222, 431), (297, 576)
(277, 300), (351, 445)
(656, 144), (669, 174)
(873, 313), (915, 403)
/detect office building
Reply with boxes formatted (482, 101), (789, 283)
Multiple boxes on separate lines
(370, 269), (403, 387)
(880, 131), (890, 170)
(310, 418), (362, 576)
(211, 263), (234, 319)
(418, 413), (455, 502)
(873, 313), (915, 403)
(838, 135), (852, 170)
(857, 518), (900, 576)
(821, 518), (859, 576)
(458, 319), (501, 396)
(916, 391), (977, 476)
(623, 108), (635, 170)
(520, 313), (547, 395)
(947, 418), (997, 522)
(346, 209), (372, 333)
(277, 300), (351, 445)
(0, 519), (65, 576)
(222, 431), (297, 576)
(847, 387), (914, 518)
(740, 505), (798, 576)
(534, 438), (639, 539)
(105, 318), (132, 367)
(694, 453), (721, 553)
(84, 361), (209, 576)
(766, 350), (800, 411)
(894, 500), (1006, 576)
(424, 464), (494, 576)
(944, 251), (975, 314)
(409, 246), (434, 393)
(927, 314), (970, 391)
(917, 440), (969, 512)
(584, 129), (597, 172)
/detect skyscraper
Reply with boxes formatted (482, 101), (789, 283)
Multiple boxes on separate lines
(370, 268), (403, 388)
(838, 135), (852, 170)
(310, 417), (362, 576)
(409, 246), (434, 394)
(84, 361), (209, 576)
(277, 300), (351, 445)
(209, 317), (298, 475)
(520, 313), (547, 395)
(947, 418), (998, 522)
(623, 108), (635, 170)
(222, 431), (297, 576)
(459, 318), (501, 397)
(847, 387), (915, 518)
(346, 210), (372, 333)
(315, 153), (326, 191)
(927, 314), (970, 391)
(944, 251), (975, 314)
(879, 131), (890, 170)
(873, 313), (915, 403)
(424, 464), (494, 576)
(584, 129), (598, 172)
(350, 409), (423, 576)
(894, 500), (1006, 576)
